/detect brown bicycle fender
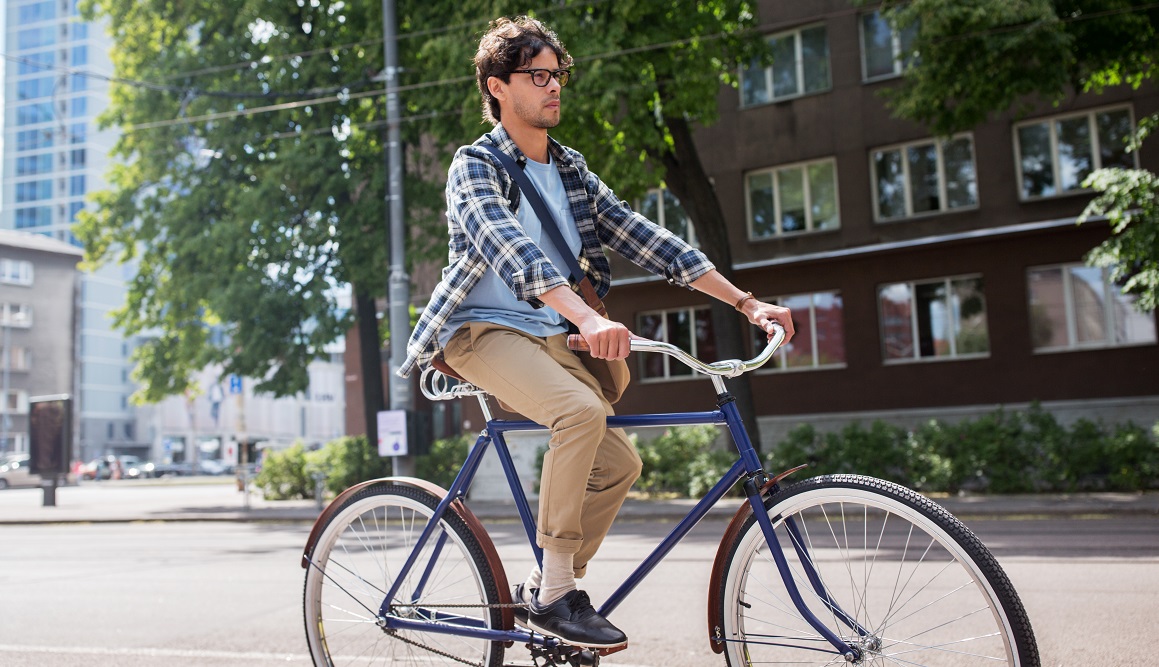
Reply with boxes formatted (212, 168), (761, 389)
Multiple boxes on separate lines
(301, 476), (515, 633)
(707, 464), (808, 653)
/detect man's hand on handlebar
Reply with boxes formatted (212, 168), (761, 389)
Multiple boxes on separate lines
(741, 298), (795, 344)
(576, 314), (632, 360)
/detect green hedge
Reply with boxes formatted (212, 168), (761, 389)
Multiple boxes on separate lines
(254, 434), (472, 500)
(766, 405), (1158, 494)
(255, 405), (1158, 501)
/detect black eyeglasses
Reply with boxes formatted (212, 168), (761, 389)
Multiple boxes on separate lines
(510, 68), (571, 87)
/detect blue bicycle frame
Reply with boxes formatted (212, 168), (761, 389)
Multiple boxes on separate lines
(377, 388), (863, 659)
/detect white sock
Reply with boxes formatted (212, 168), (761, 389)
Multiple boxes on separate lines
(537, 550), (576, 606)
(521, 566), (542, 602)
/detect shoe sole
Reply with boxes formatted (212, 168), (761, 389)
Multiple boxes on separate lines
(525, 619), (628, 649)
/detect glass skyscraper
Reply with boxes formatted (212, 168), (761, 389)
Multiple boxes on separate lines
(2, 0), (142, 461)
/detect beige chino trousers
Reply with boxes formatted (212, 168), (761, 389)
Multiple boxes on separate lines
(442, 321), (642, 578)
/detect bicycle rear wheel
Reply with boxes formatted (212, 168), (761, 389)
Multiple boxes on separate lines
(303, 483), (505, 667)
(716, 474), (1038, 666)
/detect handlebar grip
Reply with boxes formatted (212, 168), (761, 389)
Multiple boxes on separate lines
(567, 334), (589, 352)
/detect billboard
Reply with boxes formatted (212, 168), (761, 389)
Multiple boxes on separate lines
(29, 395), (71, 477)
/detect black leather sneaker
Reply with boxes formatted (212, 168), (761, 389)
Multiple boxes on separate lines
(513, 583), (533, 626)
(527, 590), (627, 649)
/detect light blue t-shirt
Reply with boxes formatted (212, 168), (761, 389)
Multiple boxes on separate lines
(438, 155), (583, 347)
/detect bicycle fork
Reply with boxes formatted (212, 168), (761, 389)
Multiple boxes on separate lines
(720, 395), (866, 662)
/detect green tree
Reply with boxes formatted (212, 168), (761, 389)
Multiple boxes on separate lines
(867, 0), (1159, 309)
(402, 1), (773, 443)
(77, 0), (442, 442)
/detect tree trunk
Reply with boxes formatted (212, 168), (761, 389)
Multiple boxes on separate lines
(652, 114), (763, 452)
(355, 287), (386, 448)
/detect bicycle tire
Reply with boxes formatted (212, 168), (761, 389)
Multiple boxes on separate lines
(715, 474), (1039, 666)
(303, 483), (505, 667)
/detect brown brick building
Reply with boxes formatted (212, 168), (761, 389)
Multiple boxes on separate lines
(357, 2), (1159, 450)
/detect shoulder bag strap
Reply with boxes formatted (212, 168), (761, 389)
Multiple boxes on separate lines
(481, 143), (606, 316)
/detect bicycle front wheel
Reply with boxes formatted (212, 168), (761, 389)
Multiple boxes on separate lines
(303, 483), (505, 667)
(716, 475), (1038, 666)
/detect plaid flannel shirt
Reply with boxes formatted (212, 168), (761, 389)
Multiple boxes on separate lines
(398, 124), (715, 378)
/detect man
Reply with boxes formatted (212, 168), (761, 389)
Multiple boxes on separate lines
(399, 16), (794, 649)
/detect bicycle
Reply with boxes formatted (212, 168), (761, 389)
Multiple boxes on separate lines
(301, 323), (1040, 666)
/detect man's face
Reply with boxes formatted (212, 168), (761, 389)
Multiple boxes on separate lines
(502, 50), (562, 130)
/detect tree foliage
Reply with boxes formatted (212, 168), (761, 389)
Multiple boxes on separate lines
(870, 0), (1159, 310)
(80, 0), (403, 401)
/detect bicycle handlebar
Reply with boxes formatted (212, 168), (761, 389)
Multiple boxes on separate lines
(567, 322), (786, 379)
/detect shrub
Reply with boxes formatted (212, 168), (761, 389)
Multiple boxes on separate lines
(635, 425), (722, 496)
(254, 443), (314, 500)
(416, 435), (472, 489)
(311, 436), (391, 496)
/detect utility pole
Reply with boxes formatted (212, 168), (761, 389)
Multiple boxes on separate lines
(382, 0), (414, 475)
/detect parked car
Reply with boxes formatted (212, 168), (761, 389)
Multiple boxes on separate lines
(0, 455), (76, 489)
(0, 454), (37, 489)
(151, 461), (195, 477)
(118, 456), (154, 479)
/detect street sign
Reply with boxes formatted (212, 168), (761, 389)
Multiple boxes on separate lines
(228, 374), (242, 395)
(376, 410), (408, 457)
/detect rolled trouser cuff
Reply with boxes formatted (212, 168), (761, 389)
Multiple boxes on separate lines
(537, 531), (582, 555)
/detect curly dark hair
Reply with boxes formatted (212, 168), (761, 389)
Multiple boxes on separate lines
(475, 16), (572, 125)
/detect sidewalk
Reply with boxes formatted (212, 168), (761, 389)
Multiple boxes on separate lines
(1, 478), (1157, 525)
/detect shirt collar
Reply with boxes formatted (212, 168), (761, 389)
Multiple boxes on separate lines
(486, 123), (573, 168)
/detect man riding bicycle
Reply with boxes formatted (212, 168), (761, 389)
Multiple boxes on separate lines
(399, 15), (794, 649)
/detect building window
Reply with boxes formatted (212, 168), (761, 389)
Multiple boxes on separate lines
(1, 346), (32, 372)
(16, 129), (53, 151)
(71, 45), (88, 66)
(70, 149), (86, 168)
(19, 1), (57, 24)
(16, 180), (54, 203)
(1, 391), (30, 415)
(1027, 263), (1156, 352)
(70, 123), (86, 144)
(69, 202), (85, 222)
(71, 75), (87, 92)
(635, 306), (717, 380)
(0, 260), (34, 287)
(879, 275), (989, 362)
(70, 96), (87, 118)
(70, 175), (85, 196)
(16, 154), (54, 176)
(17, 26), (57, 50)
(750, 291), (846, 371)
(1015, 106), (1137, 200)
(17, 77), (56, 101)
(16, 51), (54, 75)
(15, 207), (53, 229)
(72, 22), (89, 41)
(638, 186), (695, 245)
(860, 10), (918, 81)
(16, 103), (55, 126)
(872, 135), (977, 221)
(1, 304), (34, 328)
(741, 24), (830, 106)
(746, 158), (839, 238)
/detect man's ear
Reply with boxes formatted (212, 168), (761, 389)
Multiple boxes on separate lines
(486, 76), (507, 104)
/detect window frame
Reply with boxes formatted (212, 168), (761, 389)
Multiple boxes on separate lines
(745, 157), (841, 240)
(634, 305), (714, 382)
(0, 260), (34, 287)
(750, 290), (847, 373)
(739, 22), (831, 107)
(858, 10), (917, 82)
(1026, 262), (1157, 353)
(878, 274), (990, 364)
(636, 185), (697, 246)
(869, 133), (979, 222)
(1013, 104), (1139, 202)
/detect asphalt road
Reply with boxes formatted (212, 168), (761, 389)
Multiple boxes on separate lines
(0, 510), (1156, 666)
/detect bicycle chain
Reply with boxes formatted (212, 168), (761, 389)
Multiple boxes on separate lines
(383, 602), (530, 667)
